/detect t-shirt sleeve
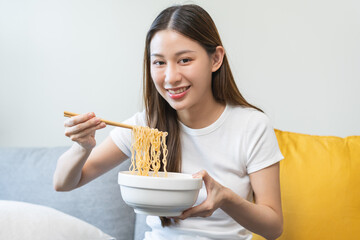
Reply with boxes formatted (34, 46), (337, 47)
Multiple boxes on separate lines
(245, 111), (283, 174)
(110, 111), (146, 158)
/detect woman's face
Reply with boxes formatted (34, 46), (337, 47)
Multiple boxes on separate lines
(150, 30), (217, 113)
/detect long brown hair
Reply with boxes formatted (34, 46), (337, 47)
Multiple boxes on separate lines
(143, 4), (262, 226)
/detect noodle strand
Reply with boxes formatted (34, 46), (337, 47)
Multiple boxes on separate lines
(130, 126), (168, 177)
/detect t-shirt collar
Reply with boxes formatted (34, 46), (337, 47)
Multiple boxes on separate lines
(179, 104), (230, 136)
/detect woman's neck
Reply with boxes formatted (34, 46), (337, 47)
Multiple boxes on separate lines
(177, 99), (226, 129)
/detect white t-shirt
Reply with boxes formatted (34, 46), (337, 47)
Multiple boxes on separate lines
(110, 104), (283, 240)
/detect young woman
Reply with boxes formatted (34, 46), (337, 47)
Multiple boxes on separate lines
(54, 4), (283, 240)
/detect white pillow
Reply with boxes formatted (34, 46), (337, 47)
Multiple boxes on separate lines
(0, 200), (115, 240)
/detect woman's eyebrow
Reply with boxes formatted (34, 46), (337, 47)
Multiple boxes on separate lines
(175, 50), (195, 56)
(150, 50), (195, 57)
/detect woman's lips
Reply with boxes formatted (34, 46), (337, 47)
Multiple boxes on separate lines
(167, 86), (190, 99)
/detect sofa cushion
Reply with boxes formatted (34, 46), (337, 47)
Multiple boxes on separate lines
(0, 147), (136, 240)
(253, 130), (360, 239)
(0, 200), (114, 240)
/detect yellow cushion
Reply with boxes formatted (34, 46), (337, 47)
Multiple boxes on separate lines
(253, 130), (360, 240)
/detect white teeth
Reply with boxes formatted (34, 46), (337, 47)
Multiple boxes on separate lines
(168, 87), (188, 94)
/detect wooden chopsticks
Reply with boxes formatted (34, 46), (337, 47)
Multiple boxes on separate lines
(64, 111), (133, 130)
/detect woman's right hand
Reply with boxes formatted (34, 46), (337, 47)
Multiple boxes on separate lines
(64, 112), (106, 150)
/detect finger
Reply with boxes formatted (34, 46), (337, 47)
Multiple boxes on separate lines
(178, 207), (196, 220)
(199, 170), (215, 193)
(65, 117), (101, 137)
(69, 122), (106, 142)
(193, 170), (213, 193)
(71, 122), (106, 139)
(192, 169), (206, 179)
(64, 112), (96, 127)
(179, 201), (213, 220)
(69, 121), (106, 139)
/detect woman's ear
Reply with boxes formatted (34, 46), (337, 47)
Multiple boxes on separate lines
(211, 46), (225, 72)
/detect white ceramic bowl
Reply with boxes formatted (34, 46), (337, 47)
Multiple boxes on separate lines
(118, 171), (202, 217)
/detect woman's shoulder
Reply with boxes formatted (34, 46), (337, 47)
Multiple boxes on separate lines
(228, 104), (272, 130)
(122, 109), (147, 126)
(228, 104), (267, 119)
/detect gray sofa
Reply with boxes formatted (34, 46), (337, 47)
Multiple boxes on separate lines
(0, 146), (150, 240)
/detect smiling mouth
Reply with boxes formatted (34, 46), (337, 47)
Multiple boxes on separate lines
(167, 86), (190, 94)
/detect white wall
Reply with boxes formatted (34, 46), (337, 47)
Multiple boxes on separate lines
(1, 0), (359, 147)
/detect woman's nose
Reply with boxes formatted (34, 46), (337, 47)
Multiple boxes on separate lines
(164, 64), (181, 85)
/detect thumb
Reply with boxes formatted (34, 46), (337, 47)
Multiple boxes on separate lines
(192, 170), (207, 179)
(193, 170), (212, 189)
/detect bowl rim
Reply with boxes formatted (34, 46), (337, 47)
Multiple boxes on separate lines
(118, 171), (203, 190)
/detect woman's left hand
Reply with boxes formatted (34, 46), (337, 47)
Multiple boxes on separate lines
(177, 170), (228, 220)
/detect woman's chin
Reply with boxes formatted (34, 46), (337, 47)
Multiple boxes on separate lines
(167, 101), (188, 112)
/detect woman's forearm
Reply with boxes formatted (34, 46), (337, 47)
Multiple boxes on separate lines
(221, 188), (283, 240)
(53, 143), (92, 191)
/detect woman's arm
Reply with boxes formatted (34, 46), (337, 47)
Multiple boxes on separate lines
(53, 137), (128, 191)
(53, 112), (128, 191)
(178, 163), (283, 240)
(222, 163), (283, 239)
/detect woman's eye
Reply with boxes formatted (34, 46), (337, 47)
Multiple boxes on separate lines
(179, 58), (191, 64)
(153, 60), (165, 66)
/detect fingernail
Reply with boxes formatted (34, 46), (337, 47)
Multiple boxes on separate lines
(88, 112), (94, 117)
